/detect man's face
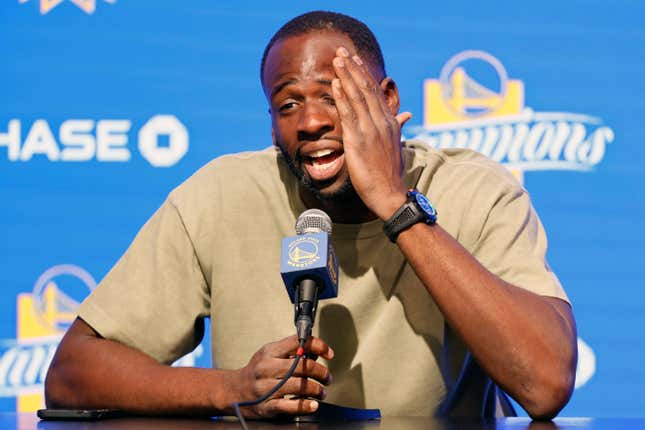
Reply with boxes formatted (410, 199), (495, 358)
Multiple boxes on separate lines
(263, 31), (368, 202)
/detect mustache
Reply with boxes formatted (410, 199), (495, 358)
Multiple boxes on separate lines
(296, 130), (343, 143)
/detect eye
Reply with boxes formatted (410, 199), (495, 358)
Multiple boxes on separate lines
(278, 101), (298, 113)
(322, 94), (336, 106)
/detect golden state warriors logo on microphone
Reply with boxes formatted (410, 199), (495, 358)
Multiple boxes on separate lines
(287, 237), (320, 268)
(281, 231), (338, 303)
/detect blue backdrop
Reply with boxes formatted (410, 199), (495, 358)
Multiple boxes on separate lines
(1, 0), (643, 417)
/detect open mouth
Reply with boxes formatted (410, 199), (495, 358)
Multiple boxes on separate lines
(302, 148), (345, 182)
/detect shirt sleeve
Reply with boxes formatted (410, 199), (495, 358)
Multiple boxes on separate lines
(469, 184), (569, 303)
(77, 197), (211, 364)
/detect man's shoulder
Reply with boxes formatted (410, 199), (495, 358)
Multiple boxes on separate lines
(192, 146), (279, 180)
(405, 140), (524, 195)
(172, 146), (280, 193)
(163, 146), (291, 218)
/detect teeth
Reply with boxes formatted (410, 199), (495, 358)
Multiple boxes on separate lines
(309, 149), (334, 158)
(312, 158), (334, 167)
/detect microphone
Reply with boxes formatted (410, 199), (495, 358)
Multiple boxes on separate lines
(280, 209), (339, 342)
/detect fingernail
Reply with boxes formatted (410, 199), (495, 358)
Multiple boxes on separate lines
(328, 347), (335, 359)
(321, 388), (327, 399)
(353, 55), (363, 66)
(310, 400), (319, 412)
(338, 47), (349, 57)
(332, 79), (342, 91)
(327, 372), (334, 385)
(333, 57), (344, 68)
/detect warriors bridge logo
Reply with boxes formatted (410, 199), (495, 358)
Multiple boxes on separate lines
(406, 50), (614, 183)
(287, 237), (320, 268)
(0, 265), (95, 412)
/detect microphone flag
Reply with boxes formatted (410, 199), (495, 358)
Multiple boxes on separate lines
(280, 231), (338, 303)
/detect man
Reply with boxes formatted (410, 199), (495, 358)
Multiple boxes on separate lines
(45, 11), (577, 419)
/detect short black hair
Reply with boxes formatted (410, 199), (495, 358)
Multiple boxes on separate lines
(260, 11), (386, 85)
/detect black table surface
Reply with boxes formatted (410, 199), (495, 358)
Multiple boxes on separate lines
(5, 415), (645, 430)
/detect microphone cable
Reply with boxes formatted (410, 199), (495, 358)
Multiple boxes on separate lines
(232, 338), (306, 430)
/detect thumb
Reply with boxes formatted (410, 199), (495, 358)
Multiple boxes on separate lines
(395, 112), (413, 127)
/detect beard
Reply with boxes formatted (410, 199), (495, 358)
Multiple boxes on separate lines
(275, 141), (360, 205)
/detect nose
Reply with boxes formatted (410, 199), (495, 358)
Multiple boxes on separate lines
(297, 100), (335, 141)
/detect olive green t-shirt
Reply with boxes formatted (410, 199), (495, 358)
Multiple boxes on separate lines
(78, 142), (567, 417)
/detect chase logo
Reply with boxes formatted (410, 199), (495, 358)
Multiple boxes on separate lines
(19, 0), (116, 15)
(0, 115), (189, 168)
(405, 50), (614, 183)
(287, 237), (320, 268)
(138, 115), (189, 167)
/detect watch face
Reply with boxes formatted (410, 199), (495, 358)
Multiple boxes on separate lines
(414, 193), (436, 216)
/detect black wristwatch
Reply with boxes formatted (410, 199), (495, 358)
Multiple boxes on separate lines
(383, 189), (437, 243)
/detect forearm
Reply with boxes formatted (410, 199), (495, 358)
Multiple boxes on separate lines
(396, 222), (577, 418)
(45, 318), (239, 416)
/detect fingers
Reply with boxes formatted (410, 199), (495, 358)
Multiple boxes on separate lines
(396, 112), (413, 127)
(304, 336), (334, 360)
(332, 55), (377, 128)
(251, 377), (324, 417)
(268, 335), (334, 360)
(331, 78), (362, 141)
(292, 356), (333, 384)
(253, 336), (333, 385)
(331, 47), (396, 133)
(278, 376), (327, 400)
(251, 374), (326, 401)
(261, 398), (320, 417)
(254, 356), (331, 386)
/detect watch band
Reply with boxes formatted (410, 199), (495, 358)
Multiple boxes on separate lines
(383, 189), (437, 243)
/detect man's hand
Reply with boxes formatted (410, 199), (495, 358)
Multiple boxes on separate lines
(331, 46), (413, 221)
(46, 319), (334, 417)
(234, 335), (334, 418)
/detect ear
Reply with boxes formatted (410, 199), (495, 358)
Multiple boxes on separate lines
(380, 77), (400, 116)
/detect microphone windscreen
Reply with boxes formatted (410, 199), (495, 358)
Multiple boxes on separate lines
(296, 209), (332, 235)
